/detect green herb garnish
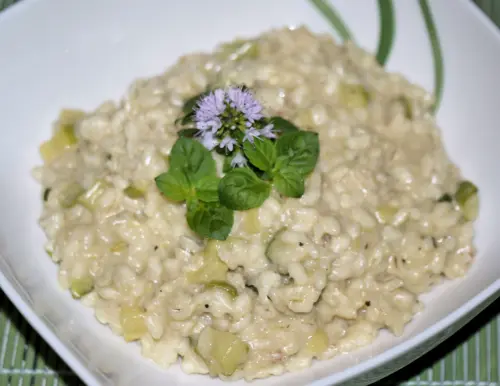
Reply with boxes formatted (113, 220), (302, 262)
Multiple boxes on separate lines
(155, 87), (320, 240)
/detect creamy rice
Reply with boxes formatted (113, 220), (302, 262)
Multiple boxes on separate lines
(34, 27), (477, 381)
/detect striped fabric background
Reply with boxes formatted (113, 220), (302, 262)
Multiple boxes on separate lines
(0, 0), (499, 385)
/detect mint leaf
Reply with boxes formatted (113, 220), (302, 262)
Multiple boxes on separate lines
(243, 138), (276, 172)
(274, 167), (305, 198)
(177, 128), (198, 138)
(175, 90), (211, 128)
(180, 112), (195, 125)
(219, 168), (271, 210)
(270, 117), (300, 135)
(195, 176), (220, 203)
(186, 200), (234, 240)
(275, 131), (319, 176)
(155, 170), (192, 202)
(273, 155), (290, 172)
(223, 155), (234, 173)
(182, 90), (210, 115)
(169, 137), (216, 182)
(175, 112), (195, 127)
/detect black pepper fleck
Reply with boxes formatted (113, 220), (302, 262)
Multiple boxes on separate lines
(298, 242), (304, 247)
(205, 304), (209, 309)
(245, 284), (258, 294)
(154, 245), (159, 251)
(365, 301), (371, 307)
(364, 243), (369, 250)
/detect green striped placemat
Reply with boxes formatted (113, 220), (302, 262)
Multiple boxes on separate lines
(0, 1), (499, 385)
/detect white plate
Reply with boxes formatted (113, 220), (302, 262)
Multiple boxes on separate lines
(0, 0), (499, 385)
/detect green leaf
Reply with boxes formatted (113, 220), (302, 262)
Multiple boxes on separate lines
(219, 168), (271, 210)
(175, 112), (195, 127)
(178, 128), (198, 138)
(223, 156), (234, 173)
(155, 170), (192, 202)
(270, 117), (300, 135)
(181, 112), (195, 125)
(186, 200), (234, 240)
(169, 137), (216, 182)
(195, 176), (220, 203)
(275, 131), (320, 176)
(243, 138), (276, 172)
(182, 91), (210, 115)
(274, 167), (305, 198)
(273, 155), (290, 171)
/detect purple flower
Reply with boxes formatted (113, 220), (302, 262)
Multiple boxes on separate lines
(199, 131), (219, 150)
(226, 87), (263, 122)
(243, 127), (261, 143)
(219, 136), (237, 152)
(195, 89), (226, 133)
(231, 152), (247, 168)
(260, 123), (276, 139)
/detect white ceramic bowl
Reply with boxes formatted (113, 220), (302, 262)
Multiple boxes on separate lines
(0, 0), (499, 385)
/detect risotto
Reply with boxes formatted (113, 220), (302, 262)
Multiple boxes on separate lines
(33, 27), (479, 381)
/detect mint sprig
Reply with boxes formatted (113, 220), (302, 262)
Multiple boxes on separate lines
(155, 129), (320, 240)
(156, 87), (321, 240)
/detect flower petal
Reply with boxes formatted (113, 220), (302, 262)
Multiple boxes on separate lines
(226, 86), (263, 123)
(260, 123), (276, 139)
(231, 152), (247, 167)
(195, 90), (227, 131)
(219, 136), (237, 152)
(243, 127), (261, 144)
(199, 131), (219, 150)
